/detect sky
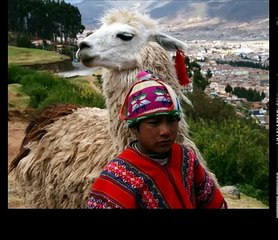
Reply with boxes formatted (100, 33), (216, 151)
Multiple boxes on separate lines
(64, 0), (171, 11)
(64, 0), (83, 4)
(63, 0), (269, 17)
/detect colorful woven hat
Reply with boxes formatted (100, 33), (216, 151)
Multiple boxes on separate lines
(120, 70), (181, 127)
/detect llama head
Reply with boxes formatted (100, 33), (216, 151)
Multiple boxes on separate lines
(77, 9), (187, 71)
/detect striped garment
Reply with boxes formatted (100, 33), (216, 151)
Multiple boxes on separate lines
(86, 143), (227, 209)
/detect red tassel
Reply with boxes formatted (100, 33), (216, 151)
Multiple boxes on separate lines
(175, 49), (189, 86)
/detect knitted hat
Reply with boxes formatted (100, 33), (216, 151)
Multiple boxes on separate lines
(120, 70), (181, 127)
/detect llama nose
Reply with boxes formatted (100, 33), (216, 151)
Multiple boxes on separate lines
(78, 41), (91, 50)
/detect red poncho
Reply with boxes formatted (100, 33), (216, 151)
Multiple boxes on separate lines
(86, 143), (227, 209)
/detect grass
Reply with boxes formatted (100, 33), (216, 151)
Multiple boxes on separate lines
(224, 193), (268, 209)
(69, 76), (93, 86)
(8, 83), (30, 111)
(8, 46), (70, 65)
(68, 75), (102, 94)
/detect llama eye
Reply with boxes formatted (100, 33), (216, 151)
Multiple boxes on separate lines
(116, 33), (134, 41)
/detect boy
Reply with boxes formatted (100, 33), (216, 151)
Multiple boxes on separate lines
(86, 70), (227, 209)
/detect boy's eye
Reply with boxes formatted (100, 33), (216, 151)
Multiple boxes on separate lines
(147, 120), (159, 125)
(169, 117), (179, 122)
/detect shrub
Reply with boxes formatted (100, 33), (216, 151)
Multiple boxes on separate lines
(16, 33), (34, 48)
(183, 89), (236, 122)
(37, 82), (105, 110)
(8, 65), (34, 84)
(187, 117), (269, 205)
(8, 65), (105, 111)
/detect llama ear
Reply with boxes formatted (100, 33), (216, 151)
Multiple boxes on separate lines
(150, 33), (187, 51)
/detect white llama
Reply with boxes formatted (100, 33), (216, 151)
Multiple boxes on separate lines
(10, 9), (219, 208)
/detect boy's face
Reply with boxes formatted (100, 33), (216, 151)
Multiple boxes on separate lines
(131, 115), (179, 155)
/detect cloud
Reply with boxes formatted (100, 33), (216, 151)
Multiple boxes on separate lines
(106, 0), (171, 13)
(64, 0), (84, 4)
(172, 2), (209, 21)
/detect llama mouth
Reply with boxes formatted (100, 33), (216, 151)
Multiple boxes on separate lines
(77, 50), (95, 64)
(81, 55), (101, 67)
(80, 56), (97, 67)
(81, 57), (94, 64)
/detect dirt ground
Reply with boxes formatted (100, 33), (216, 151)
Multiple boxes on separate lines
(8, 118), (27, 208)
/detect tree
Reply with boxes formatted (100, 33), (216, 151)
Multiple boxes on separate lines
(184, 59), (210, 92)
(225, 84), (233, 93)
(8, 0), (85, 44)
(193, 70), (210, 92)
(183, 89), (236, 122)
(205, 68), (213, 80)
(184, 56), (193, 78)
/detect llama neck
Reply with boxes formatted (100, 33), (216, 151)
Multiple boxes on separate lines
(102, 69), (138, 151)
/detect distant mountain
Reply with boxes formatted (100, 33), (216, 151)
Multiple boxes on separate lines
(67, 0), (269, 41)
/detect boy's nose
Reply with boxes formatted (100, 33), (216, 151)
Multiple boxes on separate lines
(159, 123), (171, 135)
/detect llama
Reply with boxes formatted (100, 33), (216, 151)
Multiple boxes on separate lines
(9, 9), (219, 208)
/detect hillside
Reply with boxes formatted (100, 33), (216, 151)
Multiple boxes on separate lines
(73, 0), (269, 41)
(8, 46), (74, 72)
